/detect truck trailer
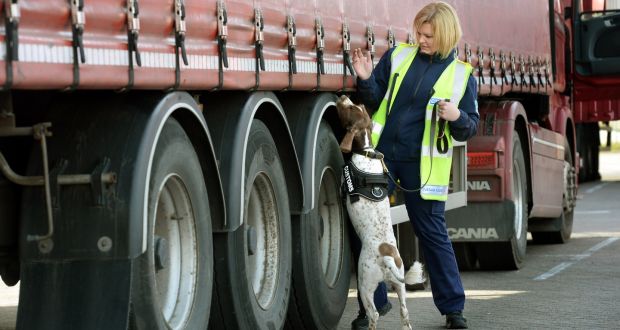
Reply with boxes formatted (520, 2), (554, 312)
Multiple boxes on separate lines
(0, 0), (618, 329)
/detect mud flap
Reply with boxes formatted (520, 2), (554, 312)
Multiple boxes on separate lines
(445, 201), (515, 242)
(17, 260), (131, 329)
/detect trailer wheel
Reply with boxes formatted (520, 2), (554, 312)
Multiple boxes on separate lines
(130, 118), (213, 329)
(531, 138), (575, 244)
(286, 121), (350, 329)
(477, 133), (527, 270)
(210, 119), (291, 330)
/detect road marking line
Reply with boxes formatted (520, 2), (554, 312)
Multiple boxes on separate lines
(575, 210), (611, 215)
(534, 262), (573, 281)
(539, 254), (590, 260)
(533, 237), (620, 281)
(583, 182), (609, 194)
(586, 237), (619, 253)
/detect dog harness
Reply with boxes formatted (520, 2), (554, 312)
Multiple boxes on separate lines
(342, 159), (389, 203)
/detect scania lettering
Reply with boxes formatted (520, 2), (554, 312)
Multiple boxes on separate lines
(448, 228), (500, 240)
(467, 180), (492, 191)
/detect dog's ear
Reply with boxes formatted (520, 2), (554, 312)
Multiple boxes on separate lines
(336, 102), (350, 127)
(340, 130), (355, 153)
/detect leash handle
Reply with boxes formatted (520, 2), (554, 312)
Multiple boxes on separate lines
(380, 97), (449, 193)
(435, 99), (450, 154)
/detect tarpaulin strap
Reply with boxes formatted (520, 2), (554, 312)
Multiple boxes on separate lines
(3, 0), (19, 91)
(488, 48), (498, 88)
(285, 15), (297, 90)
(66, 0), (86, 92)
(528, 56), (537, 89)
(311, 17), (325, 91)
(519, 55), (527, 88)
(387, 28), (395, 49)
(172, 0), (188, 90)
(500, 50), (509, 86)
(537, 57), (545, 89)
(251, 8), (265, 91)
(544, 58), (552, 87)
(366, 25), (375, 62)
(510, 52), (517, 87)
(342, 22), (354, 76)
(212, 0), (228, 91)
(121, 0), (142, 92)
(476, 46), (485, 89)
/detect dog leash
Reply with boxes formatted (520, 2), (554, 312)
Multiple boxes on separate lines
(377, 100), (448, 193)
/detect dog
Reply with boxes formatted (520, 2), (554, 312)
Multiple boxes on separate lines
(336, 95), (425, 330)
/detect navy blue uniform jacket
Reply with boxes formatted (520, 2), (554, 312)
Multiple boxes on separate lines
(357, 47), (479, 161)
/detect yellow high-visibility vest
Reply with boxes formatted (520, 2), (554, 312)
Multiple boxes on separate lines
(370, 43), (472, 201)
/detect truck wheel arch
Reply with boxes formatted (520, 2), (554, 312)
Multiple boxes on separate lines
(201, 91), (303, 231)
(135, 91), (226, 237)
(489, 100), (533, 209)
(552, 105), (577, 168)
(279, 92), (344, 212)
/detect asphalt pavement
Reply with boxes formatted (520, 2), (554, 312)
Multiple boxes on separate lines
(1, 150), (619, 330)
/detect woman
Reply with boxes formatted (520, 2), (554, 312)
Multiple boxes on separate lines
(350, 2), (478, 329)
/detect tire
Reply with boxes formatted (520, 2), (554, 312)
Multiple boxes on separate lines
(210, 119), (292, 330)
(453, 242), (478, 271)
(130, 118), (213, 329)
(577, 123), (600, 182)
(477, 133), (528, 270)
(531, 138), (575, 244)
(286, 121), (351, 329)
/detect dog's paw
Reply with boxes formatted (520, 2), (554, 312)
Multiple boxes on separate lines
(404, 261), (426, 285)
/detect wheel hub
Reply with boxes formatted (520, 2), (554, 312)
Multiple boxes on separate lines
(318, 167), (344, 287)
(246, 173), (279, 309)
(153, 175), (198, 329)
(155, 235), (169, 272)
(247, 225), (257, 256)
(563, 161), (577, 212)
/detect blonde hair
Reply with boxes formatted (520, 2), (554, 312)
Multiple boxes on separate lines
(414, 2), (462, 60)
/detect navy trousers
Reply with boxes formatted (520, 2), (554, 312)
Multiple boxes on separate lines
(352, 158), (465, 315)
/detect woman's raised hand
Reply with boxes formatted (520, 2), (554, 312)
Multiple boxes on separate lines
(352, 48), (373, 80)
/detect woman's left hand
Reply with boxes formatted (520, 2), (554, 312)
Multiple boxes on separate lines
(437, 100), (461, 122)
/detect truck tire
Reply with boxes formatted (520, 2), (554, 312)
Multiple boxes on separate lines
(286, 121), (350, 330)
(210, 119), (292, 330)
(130, 118), (213, 329)
(453, 242), (478, 270)
(477, 133), (528, 270)
(531, 138), (575, 244)
(577, 123), (600, 182)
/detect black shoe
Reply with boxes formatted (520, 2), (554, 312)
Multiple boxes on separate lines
(377, 301), (392, 316)
(446, 311), (468, 329)
(351, 313), (369, 330)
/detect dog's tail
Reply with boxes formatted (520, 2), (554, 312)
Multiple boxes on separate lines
(404, 261), (426, 285)
(379, 243), (405, 283)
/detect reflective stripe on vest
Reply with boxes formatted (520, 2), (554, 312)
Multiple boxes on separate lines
(370, 44), (472, 201)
